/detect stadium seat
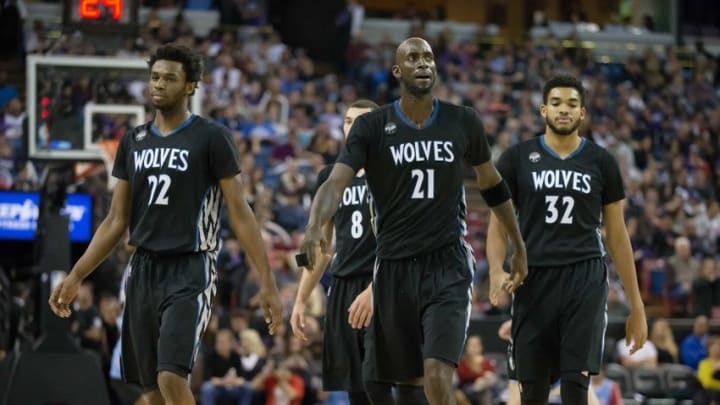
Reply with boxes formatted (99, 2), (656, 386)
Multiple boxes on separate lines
(662, 364), (697, 400)
(631, 366), (675, 404)
(604, 363), (634, 399)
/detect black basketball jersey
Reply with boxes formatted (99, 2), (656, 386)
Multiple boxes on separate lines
(336, 99), (491, 260)
(112, 114), (241, 253)
(495, 135), (625, 267)
(315, 165), (375, 277)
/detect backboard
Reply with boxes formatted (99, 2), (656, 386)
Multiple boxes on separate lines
(27, 55), (203, 161)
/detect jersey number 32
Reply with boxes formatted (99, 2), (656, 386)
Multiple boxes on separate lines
(544, 195), (575, 224)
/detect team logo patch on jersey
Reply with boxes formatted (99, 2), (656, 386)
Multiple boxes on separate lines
(135, 130), (147, 141)
(384, 122), (397, 135)
(529, 151), (541, 163)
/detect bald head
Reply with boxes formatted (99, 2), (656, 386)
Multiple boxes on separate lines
(393, 37), (437, 97)
(395, 37), (433, 65)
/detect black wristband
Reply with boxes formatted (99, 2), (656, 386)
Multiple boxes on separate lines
(295, 253), (309, 267)
(480, 180), (512, 207)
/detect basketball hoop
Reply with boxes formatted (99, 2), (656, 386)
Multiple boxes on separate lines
(73, 139), (119, 191)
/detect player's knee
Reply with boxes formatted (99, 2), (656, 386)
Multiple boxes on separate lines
(560, 371), (589, 405)
(519, 380), (551, 405)
(423, 358), (454, 397)
(157, 370), (189, 398)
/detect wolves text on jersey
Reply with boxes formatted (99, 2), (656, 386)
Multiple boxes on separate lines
(389, 141), (455, 166)
(341, 184), (367, 207)
(531, 169), (592, 194)
(133, 148), (190, 172)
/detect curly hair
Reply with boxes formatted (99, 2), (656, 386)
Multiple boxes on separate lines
(147, 43), (203, 95)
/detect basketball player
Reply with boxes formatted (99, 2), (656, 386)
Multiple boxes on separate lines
(487, 74), (647, 405)
(291, 99), (379, 405)
(300, 37), (528, 405)
(49, 44), (283, 405)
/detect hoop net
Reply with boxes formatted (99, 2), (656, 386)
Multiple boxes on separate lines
(74, 139), (120, 191)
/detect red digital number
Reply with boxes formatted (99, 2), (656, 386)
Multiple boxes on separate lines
(79, 0), (122, 20)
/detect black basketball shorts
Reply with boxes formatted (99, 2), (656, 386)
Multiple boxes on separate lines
(508, 258), (608, 382)
(363, 240), (474, 383)
(323, 274), (373, 392)
(120, 249), (216, 390)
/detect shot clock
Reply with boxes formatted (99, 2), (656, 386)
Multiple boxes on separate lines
(62, 0), (138, 35)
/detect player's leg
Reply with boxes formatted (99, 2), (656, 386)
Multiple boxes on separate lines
(156, 252), (216, 404)
(143, 390), (165, 405)
(558, 259), (608, 405)
(364, 381), (394, 404)
(519, 375), (552, 405)
(423, 358), (455, 404)
(396, 382), (429, 404)
(511, 266), (564, 405)
(420, 242), (475, 405)
(348, 391), (372, 405)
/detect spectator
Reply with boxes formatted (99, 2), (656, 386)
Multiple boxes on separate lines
(0, 70), (18, 110)
(617, 337), (658, 368)
(590, 367), (623, 405)
(201, 329), (253, 405)
(252, 358), (305, 405)
(71, 282), (104, 354)
(697, 335), (720, 402)
(650, 318), (679, 364)
(692, 256), (720, 317)
(681, 315), (710, 371)
(666, 236), (701, 314)
(456, 335), (497, 405)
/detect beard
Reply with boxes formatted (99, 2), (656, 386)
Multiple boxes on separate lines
(546, 116), (581, 136)
(151, 94), (186, 112)
(402, 76), (435, 97)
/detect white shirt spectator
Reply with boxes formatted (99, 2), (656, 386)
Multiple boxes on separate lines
(617, 338), (658, 368)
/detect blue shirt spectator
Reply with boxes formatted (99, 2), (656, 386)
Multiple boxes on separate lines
(680, 315), (709, 370)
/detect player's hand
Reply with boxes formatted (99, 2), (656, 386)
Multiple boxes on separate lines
(505, 247), (528, 293)
(259, 284), (283, 336)
(299, 226), (328, 271)
(497, 319), (512, 342)
(489, 268), (508, 306)
(625, 305), (648, 355)
(290, 300), (308, 341)
(348, 284), (373, 329)
(48, 272), (82, 318)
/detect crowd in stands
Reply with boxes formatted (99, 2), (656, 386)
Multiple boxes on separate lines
(1, 0), (720, 403)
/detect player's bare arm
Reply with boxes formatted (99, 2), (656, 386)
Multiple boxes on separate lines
(603, 199), (648, 354)
(49, 179), (131, 318)
(220, 174), (283, 335)
(487, 213), (509, 305)
(301, 163), (355, 270)
(474, 162), (527, 293)
(292, 220), (334, 340)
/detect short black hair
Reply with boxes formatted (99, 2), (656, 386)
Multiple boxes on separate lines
(349, 99), (380, 110)
(542, 74), (585, 106)
(147, 43), (203, 93)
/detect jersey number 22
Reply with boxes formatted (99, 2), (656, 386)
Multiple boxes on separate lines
(147, 174), (171, 206)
